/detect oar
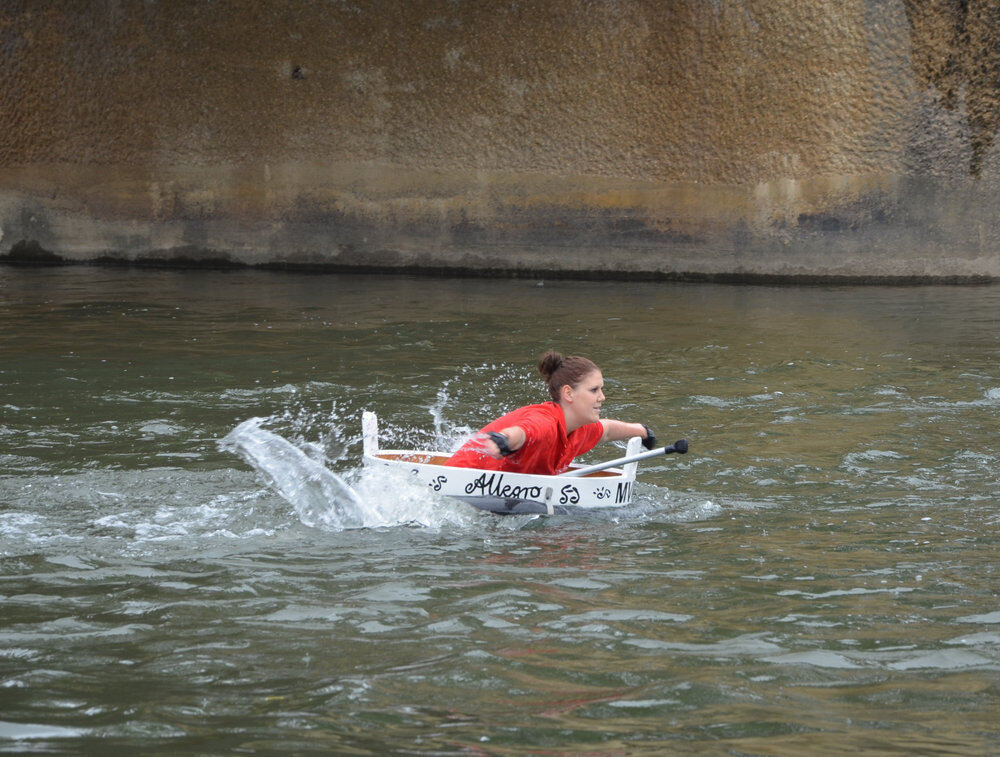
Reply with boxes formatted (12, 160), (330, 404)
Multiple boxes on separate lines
(559, 439), (688, 478)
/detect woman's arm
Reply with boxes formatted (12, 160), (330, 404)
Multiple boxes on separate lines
(481, 425), (527, 459)
(599, 419), (655, 446)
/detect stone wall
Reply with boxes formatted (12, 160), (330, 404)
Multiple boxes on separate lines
(2, 0), (999, 281)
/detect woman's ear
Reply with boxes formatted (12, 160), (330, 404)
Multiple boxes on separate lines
(559, 383), (575, 403)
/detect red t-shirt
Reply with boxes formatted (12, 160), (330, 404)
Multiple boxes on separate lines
(444, 402), (605, 475)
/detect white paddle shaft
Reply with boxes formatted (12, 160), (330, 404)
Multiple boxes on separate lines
(559, 445), (676, 478)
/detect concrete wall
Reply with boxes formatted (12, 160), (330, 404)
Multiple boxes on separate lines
(2, 0), (1000, 281)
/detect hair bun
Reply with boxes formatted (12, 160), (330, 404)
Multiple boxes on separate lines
(538, 351), (600, 401)
(537, 350), (563, 380)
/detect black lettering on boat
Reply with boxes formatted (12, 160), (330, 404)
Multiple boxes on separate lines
(430, 475), (447, 492)
(615, 481), (632, 504)
(559, 484), (580, 505)
(465, 473), (542, 501)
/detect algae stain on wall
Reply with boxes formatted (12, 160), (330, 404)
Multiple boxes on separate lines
(903, 0), (1000, 177)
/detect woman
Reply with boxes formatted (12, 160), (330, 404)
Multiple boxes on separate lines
(445, 350), (657, 475)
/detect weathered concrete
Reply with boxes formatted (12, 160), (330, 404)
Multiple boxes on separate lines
(2, 0), (1000, 281)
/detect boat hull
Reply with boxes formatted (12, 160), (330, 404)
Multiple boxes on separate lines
(362, 412), (640, 514)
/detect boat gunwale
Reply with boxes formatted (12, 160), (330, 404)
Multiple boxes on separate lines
(368, 450), (629, 479)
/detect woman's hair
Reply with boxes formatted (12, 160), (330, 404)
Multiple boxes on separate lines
(538, 350), (599, 402)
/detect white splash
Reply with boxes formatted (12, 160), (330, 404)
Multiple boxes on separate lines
(220, 417), (473, 531)
(221, 418), (374, 530)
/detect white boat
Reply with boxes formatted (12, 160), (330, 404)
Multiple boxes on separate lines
(362, 411), (644, 515)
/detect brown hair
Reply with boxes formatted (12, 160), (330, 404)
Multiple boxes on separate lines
(538, 350), (600, 402)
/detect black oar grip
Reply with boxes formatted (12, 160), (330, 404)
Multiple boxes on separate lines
(669, 439), (688, 454)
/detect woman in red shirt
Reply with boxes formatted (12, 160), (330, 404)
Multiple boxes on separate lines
(445, 350), (656, 475)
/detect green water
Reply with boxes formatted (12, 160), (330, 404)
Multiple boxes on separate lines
(1, 267), (998, 754)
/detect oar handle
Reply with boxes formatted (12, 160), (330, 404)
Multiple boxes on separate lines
(560, 439), (688, 478)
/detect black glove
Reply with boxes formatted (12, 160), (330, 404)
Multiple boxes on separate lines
(641, 424), (657, 450)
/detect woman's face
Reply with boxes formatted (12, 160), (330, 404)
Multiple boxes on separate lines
(565, 369), (605, 425)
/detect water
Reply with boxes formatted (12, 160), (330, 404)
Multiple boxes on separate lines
(1, 266), (998, 753)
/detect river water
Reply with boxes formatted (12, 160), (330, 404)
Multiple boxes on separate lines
(1, 266), (998, 754)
